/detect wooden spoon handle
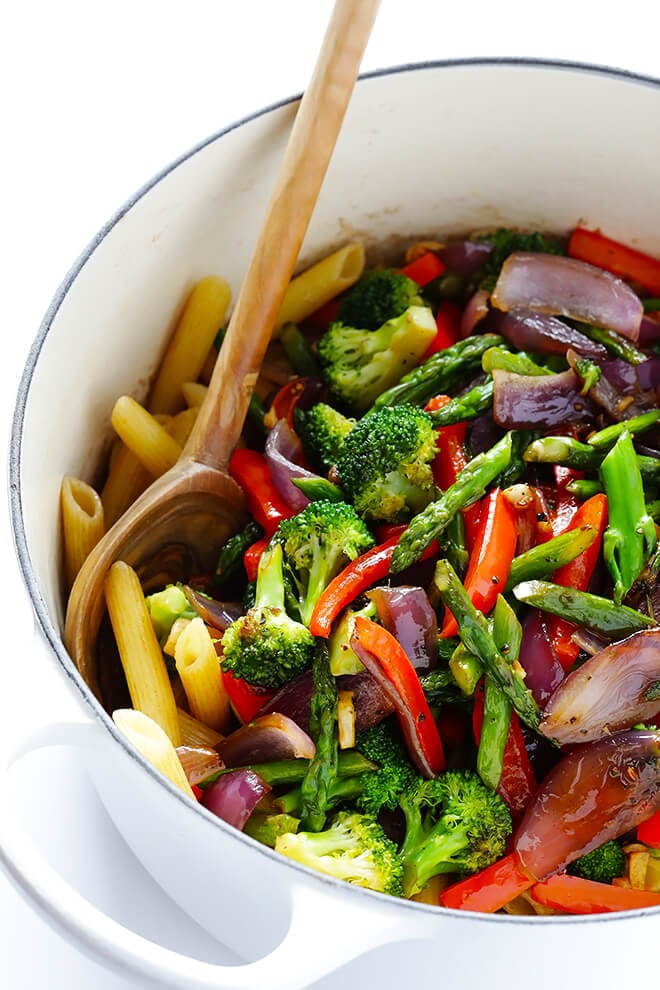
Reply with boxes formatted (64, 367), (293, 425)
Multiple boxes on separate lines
(183, 0), (380, 469)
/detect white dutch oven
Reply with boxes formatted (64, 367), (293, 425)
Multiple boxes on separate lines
(5, 60), (660, 989)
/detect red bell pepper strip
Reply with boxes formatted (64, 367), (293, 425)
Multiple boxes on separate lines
(374, 523), (408, 544)
(530, 874), (660, 914)
(301, 297), (341, 333)
(309, 534), (439, 638)
(568, 226), (660, 296)
(472, 683), (537, 823)
(424, 301), (462, 357)
(554, 464), (584, 489)
(263, 378), (310, 430)
(424, 394), (482, 549)
(400, 251), (446, 287)
(440, 851), (533, 912)
(221, 669), (275, 725)
(441, 489), (518, 638)
(243, 535), (270, 582)
(637, 810), (660, 848)
(229, 448), (293, 537)
(191, 784), (203, 801)
(545, 493), (608, 670)
(352, 616), (445, 775)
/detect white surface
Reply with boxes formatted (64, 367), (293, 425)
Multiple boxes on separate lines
(2, 2), (659, 987)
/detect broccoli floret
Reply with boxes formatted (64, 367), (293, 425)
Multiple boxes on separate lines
(355, 719), (417, 816)
(220, 543), (315, 688)
(477, 228), (565, 291)
(567, 841), (627, 885)
(399, 769), (512, 897)
(275, 810), (404, 896)
(318, 305), (437, 413)
(146, 584), (197, 644)
(336, 404), (437, 523)
(338, 269), (424, 330)
(274, 500), (374, 626)
(295, 402), (356, 473)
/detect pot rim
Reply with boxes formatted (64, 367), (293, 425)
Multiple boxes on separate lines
(10, 56), (660, 925)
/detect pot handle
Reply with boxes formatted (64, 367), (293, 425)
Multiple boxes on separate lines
(0, 633), (401, 988)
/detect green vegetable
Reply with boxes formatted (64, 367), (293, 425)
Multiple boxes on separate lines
(146, 584), (197, 645)
(511, 580), (656, 639)
(600, 431), (657, 603)
(291, 477), (346, 503)
(432, 560), (541, 730)
(524, 434), (660, 486)
(337, 269), (423, 330)
(481, 347), (553, 377)
(426, 378), (494, 427)
(295, 402), (355, 473)
(275, 811), (404, 896)
(336, 404), (438, 524)
(572, 356), (602, 395)
(274, 500), (374, 626)
(476, 228), (565, 291)
(213, 519), (264, 592)
(504, 524), (598, 591)
(328, 600), (377, 676)
(449, 642), (483, 697)
(372, 333), (504, 410)
(576, 323), (648, 364)
(243, 812), (300, 847)
(587, 409), (660, 449)
(354, 719), (416, 817)
(318, 305), (437, 413)
(398, 769), (513, 897)
(220, 543), (315, 688)
(567, 840), (626, 885)
(477, 596), (521, 791)
(279, 322), (321, 377)
(566, 479), (603, 500)
(390, 432), (513, 573)
(300, 642), (339, 832)
(418, 666), (465, 707)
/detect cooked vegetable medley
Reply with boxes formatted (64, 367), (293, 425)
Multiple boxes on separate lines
(67, 226), (660, 916)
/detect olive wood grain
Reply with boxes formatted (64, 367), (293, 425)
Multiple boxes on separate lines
(65, 0), (381, 693)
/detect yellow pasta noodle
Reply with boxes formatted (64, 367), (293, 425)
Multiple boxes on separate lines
(165, 406), (199, 448)
(181, 381), (208, 408)
(104, 561), (181, 745)
(273, 242), (365, 336)
(148, 275), (231, 415)
(101, 440), (152, 528)
(174, 617), (232, 733)
(60, 476), (105, 589)
(111, 395), (182, 478)
(112, 709), (193, 797)
(177, 707), (224, 748)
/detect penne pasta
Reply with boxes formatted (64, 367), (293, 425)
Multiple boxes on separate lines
(104, 561), (181, 745)
(273, 242), (365, 336)
(113, 709), (194, 797)
(101, 440), (152, 528)
(174, 617), (232, 733)
(60, 476), (105, 588)
(111, 395), (182, 478)
(177, 707), (224, 748)
(181, 381), (208, 408)
(148, 275), (231, 415)
(165, 406), (199, 448)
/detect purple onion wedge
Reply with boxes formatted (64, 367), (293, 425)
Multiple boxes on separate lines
(201, 768), (271, 830)
(265, 418), (323, 511)
(491, 252), (643, 340)
(217, 713), (316, 767)
(490, 309), (608, 359)
(515, 729), (660, 880)
(256, 669), (394, 734)
(366, 585), (438, 672)
(539, 628), (660, 746)
(492, 368), (596, 429)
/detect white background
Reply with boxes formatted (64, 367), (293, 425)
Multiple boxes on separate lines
(2, 1), (659, 987)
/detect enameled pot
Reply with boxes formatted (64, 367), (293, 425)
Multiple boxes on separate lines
(6, 60), (660, 989)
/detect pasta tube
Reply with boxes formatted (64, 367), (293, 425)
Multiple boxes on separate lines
(60, 476), (105, 588)
(174, 617), (232, 733)
(111, 395), (182, 478)
(148, 275), (231, 415)
(104, 561), (181, 745)
(177, 707), (224, 748)
(113, 709), (194, 797)
(273, 242), (365, 336)
(101, 441), (152, 528)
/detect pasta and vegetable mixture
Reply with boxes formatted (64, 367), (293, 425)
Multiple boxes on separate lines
(61, 227), (660, 915)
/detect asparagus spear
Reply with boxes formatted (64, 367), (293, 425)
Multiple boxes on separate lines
(372, 333), (504, 410)
(201, 750), (375, 789)
(426, 378), (494, 427)
(280, 322), (322, 377)
(524, 435), (660, 484)
(477, 596), (522, 791)
(587, 409), (660, 449)
(448, 642), (483, 697)
(576, 323), (648, 364)
(566, 479), (603, 499)
(432, 559), (540, 730)
(600, 431), (657, 603)
(481, 347), (553, 377)
(292, 477), (346, 502)
(300, 641), (339, 831)
(390, 432), (513, 573)
(512, 579), (656, 639)
(504, 524), (598, 591)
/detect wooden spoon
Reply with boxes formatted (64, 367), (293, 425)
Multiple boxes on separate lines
(65, 0), (381, 692)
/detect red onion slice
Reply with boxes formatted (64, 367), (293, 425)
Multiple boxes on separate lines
(217, 713), (316, 766)
(518, 609), (565, 707)
(515, 729), (660, 880)
(183, 586), (243, 632)
(459, 289), (490, 338)
(539, 628), (660, 746)
(490, 309), (608, 359)
(491, 252), (643, 341)
(201, 768), (271, 830)
(264, 418), (323, 511)
(366, 585), (438, 672)
(256, 669), (394, 734)
(176, 745), (225, 786)
(438, 239), (493, 276)
(492, 368), (596, 429)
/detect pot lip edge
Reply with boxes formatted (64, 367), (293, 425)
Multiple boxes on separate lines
(9, 54), (660, 923)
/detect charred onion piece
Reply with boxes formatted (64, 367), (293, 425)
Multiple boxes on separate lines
(492, 368), (596, 429)
(217, 713), (316, 767)
(201, 768), (271, 830)
(176, 745), (225, 786)
(366, 585), (438, 672)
